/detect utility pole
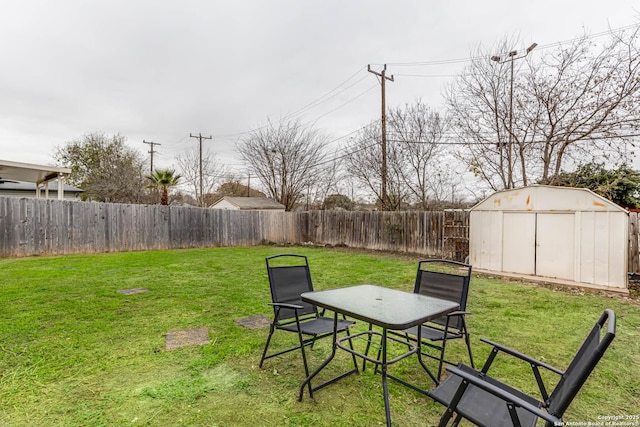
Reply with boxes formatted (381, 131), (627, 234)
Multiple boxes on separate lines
(247, 172), (251, 197)
(143, 140), (161, 173)
(189, 132), (212, 206)
(368, 64), (394, 210)
(491, 43), (537, 189)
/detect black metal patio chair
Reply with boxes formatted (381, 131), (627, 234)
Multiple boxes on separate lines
(259, 254), (357, 392)
(381, 259), (474, 381)
(428, 309), (616, 427)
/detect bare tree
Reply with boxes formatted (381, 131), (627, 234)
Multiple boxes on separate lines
(528, 28), (640, 183)
(388, 100), (447, 209)
(447, 26), (640, 191)
(307, 151), (342, 210)
(344, 121), (406, 210)
(236, 119), (328, 211)
(176, 147), (227, 207)
(446, 37), (527, 191)
(345, 100), (448, 210)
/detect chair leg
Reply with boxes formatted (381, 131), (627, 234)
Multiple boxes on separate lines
(437, 321), (453, 381)
(437, 337), (447, 382)
(362, 323), (373, 371)
(437, 378), (470, 427)
(259, 323), (277, 368)
(374, 336), (384, 375)
(461, 318), (474, 369)
(297, 328), (314, 397)
(341, 327), (360, 373)
(465, 333), (474, 369)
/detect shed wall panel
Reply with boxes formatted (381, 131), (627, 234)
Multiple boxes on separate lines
(536, 213), (575, 281)
(469, 211), (502, 271)
(502, 212), (535, 275)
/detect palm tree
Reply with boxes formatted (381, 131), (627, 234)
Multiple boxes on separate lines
(147, 169), (181, 205)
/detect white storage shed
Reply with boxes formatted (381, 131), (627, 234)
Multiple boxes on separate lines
(469, 185), (628, 290)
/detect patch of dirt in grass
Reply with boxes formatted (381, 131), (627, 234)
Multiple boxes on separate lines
(234, 314), (271, 329)
(165, 327), (210, 350)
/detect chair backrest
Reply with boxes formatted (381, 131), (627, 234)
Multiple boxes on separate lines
(547, 309), (616, 417)
(266, 254), (318, 322)
(413, 259), (472, 330)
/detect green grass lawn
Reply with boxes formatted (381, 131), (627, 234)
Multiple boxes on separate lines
(1, 246), (638, 426)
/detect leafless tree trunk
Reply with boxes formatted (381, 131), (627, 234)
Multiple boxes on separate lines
(345, 100), (449, 210)
(388, 100), (447, 209)
(236, 119), (328, 211)
(176, 147), (226, 207)
(344, 121), (405, 210)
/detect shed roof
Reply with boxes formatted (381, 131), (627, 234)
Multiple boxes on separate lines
(211, 196), (285, 210)
(470, 185), (627, 213)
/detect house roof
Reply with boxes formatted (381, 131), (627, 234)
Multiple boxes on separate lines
(212, 196), (286, 210)
(0, 159), (71, 184)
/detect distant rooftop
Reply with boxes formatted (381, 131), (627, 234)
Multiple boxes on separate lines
(0, 158), (72, 200)
(211, 196), (285, 210)
(0, 159), (70, 183)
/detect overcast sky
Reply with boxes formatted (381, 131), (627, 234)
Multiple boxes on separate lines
(1, 0), (638, 180)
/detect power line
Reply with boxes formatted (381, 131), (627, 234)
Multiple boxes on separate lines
(371, 22), (640, 69)
(282, 68), (369, 121)
(211, 67), (371, 140)
(304, 84), (378, 128)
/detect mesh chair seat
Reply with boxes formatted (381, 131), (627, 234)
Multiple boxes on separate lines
(403, 324), (464, 342)
(430, 364), (540, 427)
(278, 316), (354, 335)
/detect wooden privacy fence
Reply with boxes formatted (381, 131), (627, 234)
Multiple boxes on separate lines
(0, 197), (469, 260)
(628, 212), (640, 274)
(6, 196), (640, 272)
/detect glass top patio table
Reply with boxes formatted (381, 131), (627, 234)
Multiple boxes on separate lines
(301, 284), (460, 330)
(299, 284), (460, 426)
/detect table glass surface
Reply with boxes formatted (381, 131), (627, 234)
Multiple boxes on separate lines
(301, 284), (459, 330)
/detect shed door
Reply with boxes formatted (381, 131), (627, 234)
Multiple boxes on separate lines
(535, 213), (575, 281)
(502, 212), (536, 275)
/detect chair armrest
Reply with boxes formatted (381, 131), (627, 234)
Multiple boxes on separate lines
(447, 310), (470, 317)
(268, 302), (304, 310)
(444, 366), (561, 425)
(480, 338), (564, 375)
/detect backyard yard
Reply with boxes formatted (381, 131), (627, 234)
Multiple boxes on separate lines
(0, 246), (638, 426)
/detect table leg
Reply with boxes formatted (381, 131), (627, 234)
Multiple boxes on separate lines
(381, 328), (392, 427)
(362, 322), (373, 372)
